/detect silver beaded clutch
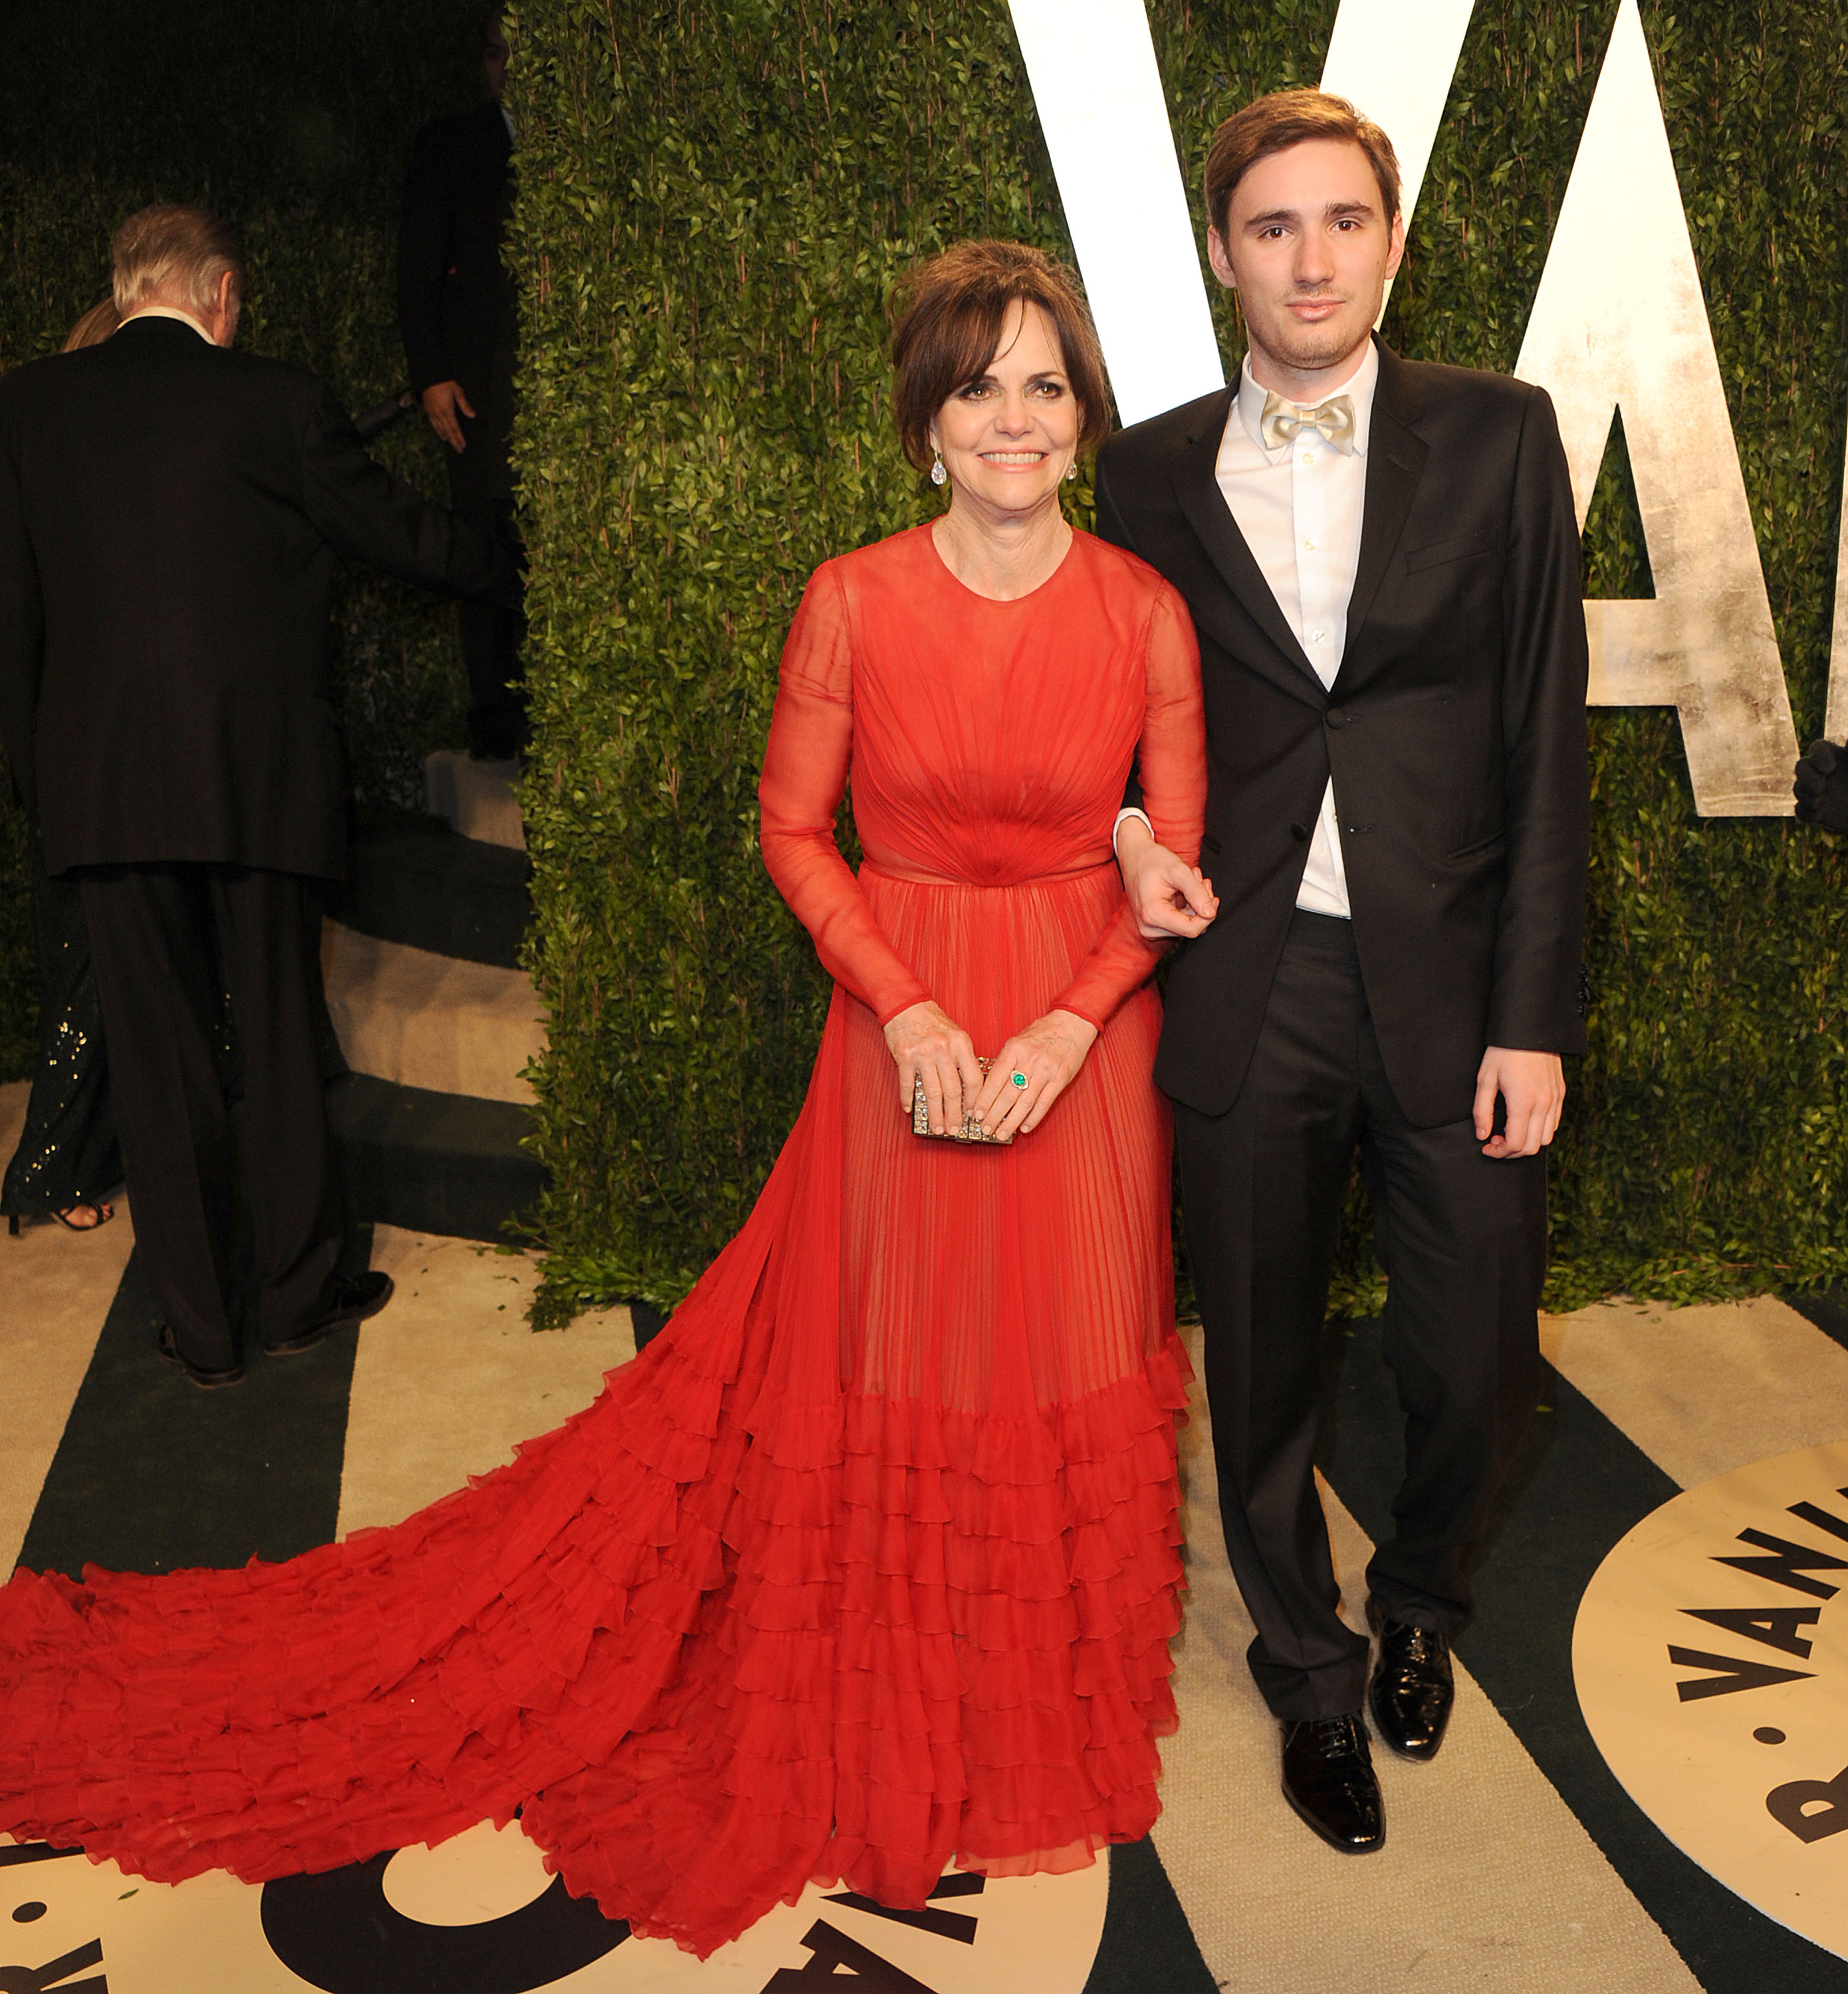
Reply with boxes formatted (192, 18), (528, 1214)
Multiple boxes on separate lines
(911, 1056), (1014, 1145)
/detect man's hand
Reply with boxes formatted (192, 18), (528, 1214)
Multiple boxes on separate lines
(1794, 739), (1848, 833)
(421, 380), (477, 453)
(1117, 818), (1218, 941)
(1473, 1047), (1565, 1159)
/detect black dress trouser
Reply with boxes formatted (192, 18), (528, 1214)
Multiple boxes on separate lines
(1175, 909), (1546, 1720)
(76, 863), (341, 1371)
(446, 374), (524, 759)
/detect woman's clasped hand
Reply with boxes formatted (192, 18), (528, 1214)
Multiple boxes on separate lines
(883, 998), (983, 1135)
(885, 999), (1101, 1139)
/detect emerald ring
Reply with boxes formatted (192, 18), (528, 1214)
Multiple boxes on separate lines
(1011, 1071), (1028, 1088)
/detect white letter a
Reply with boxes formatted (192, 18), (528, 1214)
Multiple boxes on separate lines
(1516, 0), (1794, 816)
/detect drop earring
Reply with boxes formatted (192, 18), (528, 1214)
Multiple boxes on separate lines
(1064, 461), (1078, 483)
(930, 449), (947, 487)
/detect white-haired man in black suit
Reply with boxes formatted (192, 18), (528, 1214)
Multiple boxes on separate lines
(0, 203), (508, 1387)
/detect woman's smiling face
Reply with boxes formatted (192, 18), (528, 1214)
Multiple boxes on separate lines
(928, 299), (1079, 516)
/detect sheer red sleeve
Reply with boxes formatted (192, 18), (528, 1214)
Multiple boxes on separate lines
(1051, 582), (1207, 1030)
(758, 565), (932, 1025)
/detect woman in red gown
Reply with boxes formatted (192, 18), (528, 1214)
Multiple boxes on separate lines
(0, 241), (1206, 1959)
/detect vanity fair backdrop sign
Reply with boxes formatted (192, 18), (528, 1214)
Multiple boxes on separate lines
(1010, 0), (1828, 816)
(502, 0), (1847, 1329)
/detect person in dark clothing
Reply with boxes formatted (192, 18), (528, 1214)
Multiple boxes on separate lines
(3, 825), (121, 1236)
(397, 9), (525, 761)
(1100, 93), (1589, 1854)
(1794, 740), (1848, 828)
(0, 203), (509, 1387)
(2, 298), (124, 1238)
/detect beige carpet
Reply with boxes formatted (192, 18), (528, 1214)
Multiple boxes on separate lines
(1541, 1295), (1848, 1489)
(319, 921), (547, 1106)
(336, 1224), (636, 1535)
(0, 1079), (136, 1577)
(1150, 1319), (1699, 1994)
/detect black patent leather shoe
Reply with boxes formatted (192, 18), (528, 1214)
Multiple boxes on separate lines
(265, 1270), (396, 1356)
(156, 1319), (244, 1389)
(1279, 1714), (1384, 1853)
(1367, 1594), (1455, 1761)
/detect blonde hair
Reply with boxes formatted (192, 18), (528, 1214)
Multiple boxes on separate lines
(62, 298), (122, 353)
(111, 204), (244, 320)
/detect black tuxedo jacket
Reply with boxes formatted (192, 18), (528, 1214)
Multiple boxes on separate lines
(397, 100), (517, 411)
(0, 314), (503, 879)
(1094, 340), (1589, 1128)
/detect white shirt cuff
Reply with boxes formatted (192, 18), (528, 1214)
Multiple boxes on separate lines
(1112, 806), (1154, 857)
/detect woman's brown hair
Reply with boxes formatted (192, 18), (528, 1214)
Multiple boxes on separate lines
(890, 241), (1111, 473)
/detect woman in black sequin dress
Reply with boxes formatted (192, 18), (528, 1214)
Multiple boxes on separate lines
(1, 298), (122, 1236)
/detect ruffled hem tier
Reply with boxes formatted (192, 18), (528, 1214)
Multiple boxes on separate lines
(0, 1291), (1191, 1957)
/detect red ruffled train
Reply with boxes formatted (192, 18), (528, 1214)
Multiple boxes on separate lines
(0, 1004), (1191, 1958)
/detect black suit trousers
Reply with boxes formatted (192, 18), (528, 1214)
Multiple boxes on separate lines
(447, 477), (525, 754)
(1175, 910), (1546, 1719)
(445, 407), (524, 756)
(78, 864), (341, 1369)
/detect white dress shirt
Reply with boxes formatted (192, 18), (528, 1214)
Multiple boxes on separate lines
(1114, 342), (1377, 919)
(1217, 342), (1377, 918)
(120, 304), (216, 344)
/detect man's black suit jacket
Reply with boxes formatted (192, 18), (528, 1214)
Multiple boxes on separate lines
(1094, 339), (1590, 1129)
(397, 100), (517, 450)
(0, 314), (502, 880)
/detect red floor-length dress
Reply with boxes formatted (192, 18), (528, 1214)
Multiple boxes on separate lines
(0, 522), (1205, 1957)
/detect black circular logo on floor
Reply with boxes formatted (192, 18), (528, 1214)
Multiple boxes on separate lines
(3, 1818), (1108, 1991)
(1575, 1440), (1848, 1959)
(261, 1830), (625, 1992)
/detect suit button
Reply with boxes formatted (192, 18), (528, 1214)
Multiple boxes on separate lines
(1326, 706), (1347, 729)
(1290, 823), (1309, 843)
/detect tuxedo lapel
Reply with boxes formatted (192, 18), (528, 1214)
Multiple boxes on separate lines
(1170, 399), (1326, 707)
(1341, 348), (1429, 661)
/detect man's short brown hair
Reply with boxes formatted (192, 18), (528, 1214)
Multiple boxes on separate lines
(112, 204), (245, 320)
(890, 241), (1111, 472)
(1203, 90), (1401, 241)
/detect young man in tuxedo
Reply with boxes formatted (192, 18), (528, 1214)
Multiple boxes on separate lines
(0, 204), (508, 1387)
(398, 7), (525, 762)
(1095, 92), (1589, 1851)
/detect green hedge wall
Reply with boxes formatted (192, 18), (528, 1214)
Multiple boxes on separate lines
(512, 0), (1848, 1325)
(0, 0), (488, 1076)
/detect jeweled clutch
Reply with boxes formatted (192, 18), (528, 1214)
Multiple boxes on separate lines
(911, 1057), (1014, 1145)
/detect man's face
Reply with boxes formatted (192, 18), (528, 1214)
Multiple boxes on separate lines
(485, 15), (510, 99)
(1207, 137), (1405, 393)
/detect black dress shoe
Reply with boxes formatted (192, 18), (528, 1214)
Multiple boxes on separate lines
(1367, 1595), (1455, 1761)
(156, 1320), (243, 1389)
(265, 1270), (396, 1356)
(1279, 1714), (1384, 1853)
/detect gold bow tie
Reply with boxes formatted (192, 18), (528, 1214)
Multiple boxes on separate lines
(1260, 391), (1357, 455)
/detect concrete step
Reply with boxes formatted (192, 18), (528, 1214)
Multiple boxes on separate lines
(425, 749), (525, 850)
(320, 919), (545, 1105)
(328, 825), (530, 969)
(327, 1073), (542, 1243)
